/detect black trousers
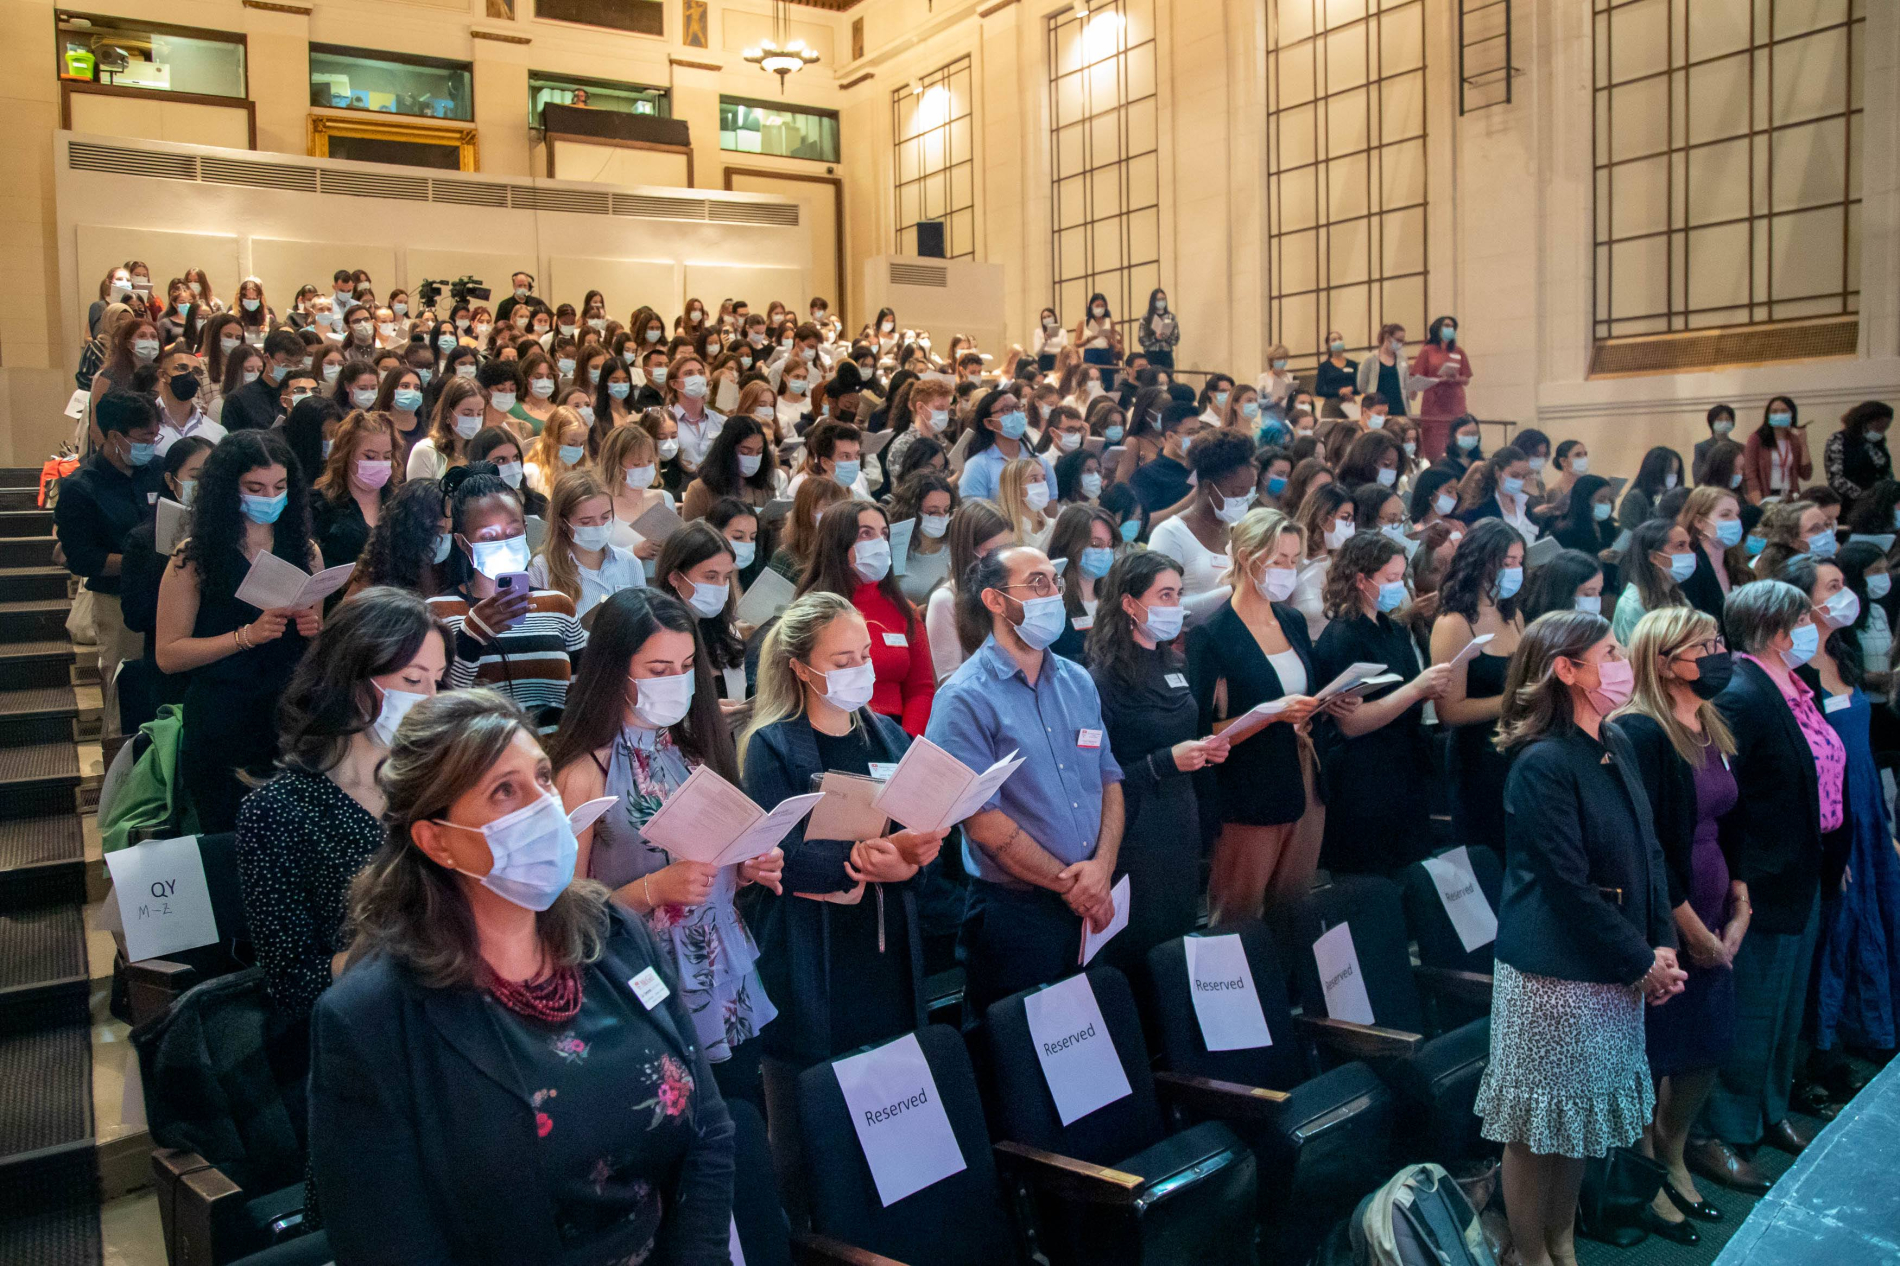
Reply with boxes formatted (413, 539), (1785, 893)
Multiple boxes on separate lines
(957, 880), (1084, 1021)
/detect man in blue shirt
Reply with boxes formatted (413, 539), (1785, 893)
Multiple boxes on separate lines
(925, 545), (1124, 1016)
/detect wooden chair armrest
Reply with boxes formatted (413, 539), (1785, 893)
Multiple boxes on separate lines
(993, 1140), (1146, 1205)
(151, 1149), (245, 1266)
(1295, 1014), (1424, 1059)
(126, 958), (198, 1028)
(791, 1229), (912, 1266)
(1412, 965), (1495, 1008)
(1153, 1070), (1290, 1122)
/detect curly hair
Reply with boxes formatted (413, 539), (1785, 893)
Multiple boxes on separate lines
(180, 429), (314, 598)
(1322, 530), (1405, 619)
(359, 478), (446, 594)
(1435, 518), (1523, 624)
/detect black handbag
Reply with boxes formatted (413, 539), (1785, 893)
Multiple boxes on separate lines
(1575, 1147), (1668, 1246)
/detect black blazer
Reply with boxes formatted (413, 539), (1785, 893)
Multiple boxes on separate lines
(1616, 712), (1742, 909)
(309, 909), (734, 1266)
(1680, 547), (1731, 628)
(739, 711), (927, 1066)
(1496, 723), (1675, 985)
(1186, 600), (1317, 826)
(1712, 657), (1823, 934)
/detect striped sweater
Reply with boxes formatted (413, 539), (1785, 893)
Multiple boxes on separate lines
(428, 589), (588, 729)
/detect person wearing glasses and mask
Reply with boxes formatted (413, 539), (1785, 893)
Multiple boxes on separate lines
(958, 386), (1057, 503)
(924, 545), (1125, 1014)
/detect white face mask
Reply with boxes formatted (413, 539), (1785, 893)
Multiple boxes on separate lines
(852, 537), (893, 583)
(1575, 594), (1602, 614)
(1080, 472), (1103, 499)
(657, 438), (681, 461)
(624, 464), (657, 490)
(468, 532), (530, 579)
(530, 378), (555, 398)
(677, 578), (726, 618)
(631, 669), (696, 728)
(1024, 482), (1051, 512)
(454, 413), (483, 439)
(1324, 520), (1354, 550)
(1376, 467), (1398, 487)
(680, 375), (709, 400)
(490, 391), (517, 412)
(807, 659), (876, 713)
(370, 683), (429, 748)
(1570, 456), (1590, 475)
(1213, 487), (1257, 524)
(438, 793), (580, 912)
(351, 387), (377, 410)
(1257, 566), (1298, 602)
(573, 522), (613, 551)
(738, 452), (764, 477)
(1435, 491), (1458, 516)
(496, 461), (524, 489)
(919, 513), (950, 539)
(1058, 431), (1083, 452)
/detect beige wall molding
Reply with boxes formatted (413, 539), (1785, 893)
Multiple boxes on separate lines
(307, 114), (481, 172)
(471, 28), (532, 44)
(241, 0), (313, 13)
(839, 72), (875, 89)
(669, 56), (723, 72)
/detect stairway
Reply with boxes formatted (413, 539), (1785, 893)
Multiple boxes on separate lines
(0, 467), (102, 1263)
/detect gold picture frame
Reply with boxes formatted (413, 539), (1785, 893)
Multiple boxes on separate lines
(307, 113), (480, 171)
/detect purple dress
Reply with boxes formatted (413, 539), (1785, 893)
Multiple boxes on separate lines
(1644, 746), (1739, 1078)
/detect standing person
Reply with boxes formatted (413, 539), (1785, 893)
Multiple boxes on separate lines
(311, 689), (736, 1266)
(407, 377), (485, 482)
(1311, 533), (1453, 873)
(1699, 581), (1837, 1189)
(1089, 551), (1228, 960)
(1476, 610), (1684, 1266)
(1043, 504), (1119, 665)
(1313, 329), (1359, 407)
(1618, 446), (1684, 531)
(1410, 314), (1471, 433)
(1148, 431), (1258, 596)
(1136, 287), (1178, 369)
(665, 350), (726, 476)
(765, 475), (849, 583)
(549, 588), (782, 1109)
(922, 500), (1013, 683)
(1677, 486), (1749, 624)
(795, 501), (936, 735)
(653, 523), (751, 711)
(1741, 397), (1811, 504)
(1356, 322), (1411, 422)
(310, 410), (398, 573)
(997, 457), (1056, 550)
(1186, 509), (1332, 925)
(1695, 405), (1739, 476)
(526, 470), (645, 621)
(150, 343), (224, 455)
(925, 545), (1125, 1015)
(1823, 401), (1894, 518)
(1430, 519), (1527, 858)
(154, 431), (320, 831)
(1617, 607), (1747, 1241)
(219, 329), (305, 433)
(1548, 475), (1619, 563)
(596, 424), (673, 564)
(1613, 519), (1696, 644)
(1074, 292), (1122, 390)
(887, 470), (957, 605)
(682, 415), (778, 520)
(53, 390), (165, 736)
(1033, 306), (1069, 372)
(523, 406), (589, 500)
(1289, 482), (1356, 641)
(237, 588), (447, 1024)
(1129, 402), (1203, 518)
(958, 387), (1057, 502)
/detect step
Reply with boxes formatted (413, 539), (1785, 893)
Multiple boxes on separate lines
(0, 567), (70, 603)
(0, 600), (72, 645)
(0, 743), (81, 822)
(0, 905), (90, 1028)
(0, 536), (57, 569)
(0, 817), (86, 913)
(0, 468), (40, 490)
(0, 487), (39, 513)
(0, 641), (78, 690)
(0, 509), (53, 538)
(0, 1019), (95, 1198)
(0, 685), (78, 749)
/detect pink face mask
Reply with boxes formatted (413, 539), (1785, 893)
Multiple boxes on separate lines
(1585, 658), (1634, 716)
(355, 459), (393, 490)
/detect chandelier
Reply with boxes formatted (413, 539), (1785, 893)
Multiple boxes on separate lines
(743, 0), (819, 91)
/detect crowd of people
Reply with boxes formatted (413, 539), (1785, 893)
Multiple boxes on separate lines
(56, 261), (1900, 1266)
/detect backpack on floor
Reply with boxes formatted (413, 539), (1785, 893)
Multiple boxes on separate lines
(1349, 1163), (1497, 1266)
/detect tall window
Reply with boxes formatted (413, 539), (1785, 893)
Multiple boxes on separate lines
(1049, 0), (1159, 323)
(893, 57), (975, 259)
(1593, 0), (1864, 338)
(1266, 0), (1428, 368)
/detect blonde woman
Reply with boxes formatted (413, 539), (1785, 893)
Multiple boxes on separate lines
(736, 592), (944, 1071)
(405, 377), (486, 482)
(1258, 341), (1296, 409)
(998, 456), (1054, 549)
(526, 470), (645, 619)
(594, 424), (674, 563)
(733, 379), (782, 447)
(1186, 509), (1326, 924)
(1615, 606), (1746, 1243)
(525, 405), (589, 499)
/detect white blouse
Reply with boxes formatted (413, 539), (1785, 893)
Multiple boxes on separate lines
(1147, 516), (1230, 597)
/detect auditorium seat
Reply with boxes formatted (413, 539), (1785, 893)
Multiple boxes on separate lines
(1399, 845), (1502, 1030)
(119, 832), (253, 1027)
(727, 1100), (795, 1266)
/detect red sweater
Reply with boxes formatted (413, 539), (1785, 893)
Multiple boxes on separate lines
(852, 581), (936, 735)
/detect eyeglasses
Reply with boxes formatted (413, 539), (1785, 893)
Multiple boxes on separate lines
(1001, 575), (1060, 598)
(1671, 638), (1726, 659)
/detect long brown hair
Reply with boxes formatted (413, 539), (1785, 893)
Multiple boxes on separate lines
(1495, 609), (1612, 753)
(346, 689), (612, 988)
(797, 499), (917, 632)
(426, 377), (485, 461)
(942, 499), (1012, 655)
(314, 409), (402, 506)
(783, 475), (850, 567)
(537, 470), (612, 604)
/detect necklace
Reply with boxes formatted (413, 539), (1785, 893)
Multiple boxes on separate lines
(483, 961), (583, 1024)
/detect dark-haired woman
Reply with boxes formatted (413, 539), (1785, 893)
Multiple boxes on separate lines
(682, 414), (777, 521)
(238, 588), (446, 1023)
(156, 430), (322, 832)
(310, 689), (735, 1266)
(283, 393), (341, 494)
(550, 588), (781, 1108)
(1519, 549), (1605, 624)
(1613, 518), (1694, 644)
(957, 386), (1055, 503)
(654, 523), (750, 709)
(1045, 504), (1119, 665)
(1741, 396), (1810, 505)
(796, 500), (935, 735)
(1824, 401), (1894, 518)
(888, 470), (957, 606)
(429, 464), (585, 731)
(119, 436), (214, 733)
(1430, 519), (1525, 857)
(1549, 474), (1618, 563)
(1148, 430), (1257, 597)
(353, 479), (449, 599)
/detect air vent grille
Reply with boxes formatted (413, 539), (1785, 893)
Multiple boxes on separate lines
(510, 186), (611, 214)
(613, 194), (708, 220)
(430, 179), (510, 207)
(319, 169), (430, 201)
(69, 142), (196, 182)
(889, 262), (949, 288)
(200, 157), (319, 192)
(1590, 318), (1859, 377)
(711, 201), (800, 226)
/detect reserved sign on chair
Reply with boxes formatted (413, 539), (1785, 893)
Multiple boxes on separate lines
(832, 1032), (967, 1206)
(1024, 973), (1133, 1126)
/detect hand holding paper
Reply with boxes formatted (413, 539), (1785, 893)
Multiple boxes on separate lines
(637, 765), (824, 868)
(1080, 874), (1131, 964)
(872, 736), (1025, 833)
(234, 550), (355, 611)
(1448, 633), (1495, 671)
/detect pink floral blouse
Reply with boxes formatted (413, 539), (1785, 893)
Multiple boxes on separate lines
(1737, 652), (1844, 832)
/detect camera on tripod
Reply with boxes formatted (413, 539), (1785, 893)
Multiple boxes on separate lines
(417, 275), (491, 310)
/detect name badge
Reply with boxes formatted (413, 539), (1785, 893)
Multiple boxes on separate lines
(1824, 692), (1851, 714)
(629, 966), (671, 1010)
(147, 491), (159, 504)
(1165, 673), (1188, 689)
(1071, 615), (1093, 631)
(882, 631), (908, 648)
(1077, 728), (1102, 749)
(868, 762), (899, 782)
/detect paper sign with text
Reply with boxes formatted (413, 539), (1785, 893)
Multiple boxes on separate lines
(1419, 846), (1497, 953)
(1023, 973), (1133, 1126)
(1313, 921), (1376, 1026)
(832, 1032), (968, 1207)
(1185, 933), (1273, 1052)
(105, 835), (219, 963)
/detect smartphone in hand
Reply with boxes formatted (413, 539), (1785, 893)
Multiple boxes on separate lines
(498, 572), (532, 601)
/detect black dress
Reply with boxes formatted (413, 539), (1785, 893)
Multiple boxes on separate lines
(1092, 646), (1202, 964)
(118, 520), (184, 734)
(180, 546), (308, 833)
(1186, 601), (1316, 828)
(1312, 611), (1432, 873)
(235, 768), (384, 1021)
(1449, 649), (1512, 856)
(311, 494), (373, 574)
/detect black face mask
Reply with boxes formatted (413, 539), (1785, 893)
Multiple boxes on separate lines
(1686, 650), (1733, 700)
(170, 371), (201, 401)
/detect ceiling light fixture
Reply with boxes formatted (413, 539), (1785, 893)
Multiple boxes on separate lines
(743, 0), (820, 92)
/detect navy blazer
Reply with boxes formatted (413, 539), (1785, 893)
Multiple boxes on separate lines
(309, 908), (734, 1266)
(1712, 656), (1823, 934)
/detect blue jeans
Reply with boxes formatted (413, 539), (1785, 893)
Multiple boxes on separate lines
(1704, 892), (1821, 1146)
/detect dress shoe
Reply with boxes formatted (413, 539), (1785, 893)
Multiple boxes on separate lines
(1640, 1206), (1701, 1246)
(1662, 1178), (1723, 1222)
(1792, 1082), (1841, 1121)
(1764, 1117), (1817, 1155)
(1818, 1061), (1871, 1099)
(1685, 1137), (1771, 1195)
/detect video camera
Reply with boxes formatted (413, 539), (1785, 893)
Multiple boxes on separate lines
(416, 275), (491, 310)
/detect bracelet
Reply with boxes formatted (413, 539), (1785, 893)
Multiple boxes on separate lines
(642, 874), (654, 910)
(234, 624), (251, 651)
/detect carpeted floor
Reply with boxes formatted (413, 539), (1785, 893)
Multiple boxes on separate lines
(1574, 1144), (1795, 1266)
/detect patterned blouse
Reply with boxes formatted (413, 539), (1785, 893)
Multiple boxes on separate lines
(584, 725), (777, 1061)
(1737, 652), (1845, 832)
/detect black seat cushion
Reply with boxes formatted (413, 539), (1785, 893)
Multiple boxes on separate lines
(1293, 874), (1428, 1036)
(1142, 922), (1311, 1091)
(729, 1099), (794, 1266)
(1400, 846), (1502, 975)
(1382, 1016), (1491, 1160)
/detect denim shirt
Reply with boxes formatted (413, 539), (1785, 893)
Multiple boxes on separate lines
(925, 635), (1123, 886)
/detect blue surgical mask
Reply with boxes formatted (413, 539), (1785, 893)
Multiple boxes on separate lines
(1768, 412), (1793, 429)
(1500, 476), (1525, 497)
(1666, 551), (1697, 582)
(126, 440), (156, 467)
(1714, 518), (1743, 548)
(999, 410), (1028, 440)
(438, 793), (580, 912)
(1494, 566), (1523, 600)
(1134, 599), (1184, 642)
(559, 444), (585, 466)
(1119, 519), (1140, 543)
(608, 382), (631, 400)
(241, 492), (287, 524)
(1104, 425), (1124, 442)
(832, 460), (861, 487)
(433, 532), (453, 564)
(1745, 535), (1765, 558)
(1593, 502), (1613, 521)
(393, 388), (423, 411)
(1376, 580), (1408, 612)
(731, 539), (757, 570)
(1456, 433), (1479, 451)
(1012, 592), (1068, 649)
(1241, 401), (1260, 420)
(1808, 530), (1837, 560)
(1783, 621), (1820, 669)
(1868, 573), (1892, 600)
(1267, 475), (1288, 498)
(1080, 546), (1114, 578)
